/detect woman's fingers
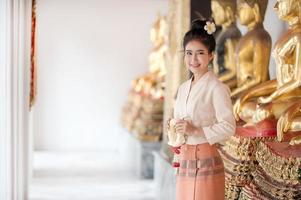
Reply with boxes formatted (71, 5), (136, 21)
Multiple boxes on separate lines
(175, 124), (186, 131)
(175, 122), (184, 128)
(176, 125), (186, 133)
(176, 119), (185, 123)
(175, 120), (190, 133)
(175, 120), (187, 127)
(176, 127), (184, 133)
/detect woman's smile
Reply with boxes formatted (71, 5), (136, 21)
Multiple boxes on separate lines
(189, 64), (200, 68)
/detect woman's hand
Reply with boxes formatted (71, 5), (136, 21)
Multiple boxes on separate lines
(175, 119), (197, 136)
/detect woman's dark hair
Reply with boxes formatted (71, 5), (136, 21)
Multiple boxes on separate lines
(183, 19), (216, 53)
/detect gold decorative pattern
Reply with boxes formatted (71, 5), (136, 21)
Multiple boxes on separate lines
(256, 141), (301, 185)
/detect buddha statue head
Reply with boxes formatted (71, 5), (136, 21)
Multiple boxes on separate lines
(274, 0), (301, 24)
(211, 0), (236, 27)
(237, 0), (268, 27)
(150, 15), (168, 47)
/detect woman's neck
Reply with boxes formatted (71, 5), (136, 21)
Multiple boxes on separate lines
(192, 70), (209, 84)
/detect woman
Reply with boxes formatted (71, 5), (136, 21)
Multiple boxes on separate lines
(172, 20), (236, 200)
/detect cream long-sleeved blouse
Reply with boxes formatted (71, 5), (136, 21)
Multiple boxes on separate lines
(174, 70), (236, 145)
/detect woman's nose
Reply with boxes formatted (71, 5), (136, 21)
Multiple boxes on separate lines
(192, 53), (198, 62)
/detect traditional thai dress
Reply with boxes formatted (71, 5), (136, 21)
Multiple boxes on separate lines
(174, 70), (236, 200)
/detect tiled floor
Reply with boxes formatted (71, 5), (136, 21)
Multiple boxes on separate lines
(29, 151), (156, 200)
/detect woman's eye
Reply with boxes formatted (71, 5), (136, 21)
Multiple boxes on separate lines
(186, 52), (192, 55)
(198, 52), (204, 55)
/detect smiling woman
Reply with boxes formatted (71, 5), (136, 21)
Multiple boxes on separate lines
(168, 19), (236, 200)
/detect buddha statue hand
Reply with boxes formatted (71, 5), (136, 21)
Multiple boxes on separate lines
(277, 113), (291, 142)
(258, 95), (273, 104)
(252, 103), (273, 123)
(277, 101), (301, 144)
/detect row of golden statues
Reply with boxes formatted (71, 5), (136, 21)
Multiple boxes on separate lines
(121, 0), (301, 199)
(209, 0), (301, 199)
(211, 0), (301, 143)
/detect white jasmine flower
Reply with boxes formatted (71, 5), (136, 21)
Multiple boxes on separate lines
(204, 21), (216, 35)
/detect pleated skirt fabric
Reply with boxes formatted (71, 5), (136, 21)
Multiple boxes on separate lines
(176, 143), (225, 200)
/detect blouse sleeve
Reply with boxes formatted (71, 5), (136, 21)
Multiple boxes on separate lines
(202, 84), (236, 145)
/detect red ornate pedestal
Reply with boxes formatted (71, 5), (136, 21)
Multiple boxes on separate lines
(266, 140), (301, 157)
(236, 119), (277, 138)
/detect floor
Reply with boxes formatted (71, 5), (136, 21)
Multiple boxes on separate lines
(29, 151), (156, 200)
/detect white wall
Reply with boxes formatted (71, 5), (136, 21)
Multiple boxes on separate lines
(34, 0), (168, 151)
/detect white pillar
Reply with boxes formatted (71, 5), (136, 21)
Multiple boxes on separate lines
(0, 0), (32, 199)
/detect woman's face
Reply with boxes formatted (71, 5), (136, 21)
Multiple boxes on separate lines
(184, 40), (213, 76)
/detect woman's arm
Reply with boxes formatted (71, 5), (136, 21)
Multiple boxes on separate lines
(202, 84), (236, 145)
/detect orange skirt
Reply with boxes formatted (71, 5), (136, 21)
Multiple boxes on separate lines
(176, 143), (225, 200)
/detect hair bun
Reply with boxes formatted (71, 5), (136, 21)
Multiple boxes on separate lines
(191, 19), (206, 31)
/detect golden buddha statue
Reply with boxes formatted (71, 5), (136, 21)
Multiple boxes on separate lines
(230, 0), (271, 97)
(216, 2), (272, 195)
(132, 15), (168, 98)
(211, 0), (241, 89)
(121, 15), (168, 141)
(149, 16), (168, 77)
(233, 0), (301, 144)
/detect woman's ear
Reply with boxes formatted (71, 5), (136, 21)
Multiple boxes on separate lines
(209, 52), (214, 61)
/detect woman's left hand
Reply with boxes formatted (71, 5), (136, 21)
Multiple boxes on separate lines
(175, 119), (196, 136)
